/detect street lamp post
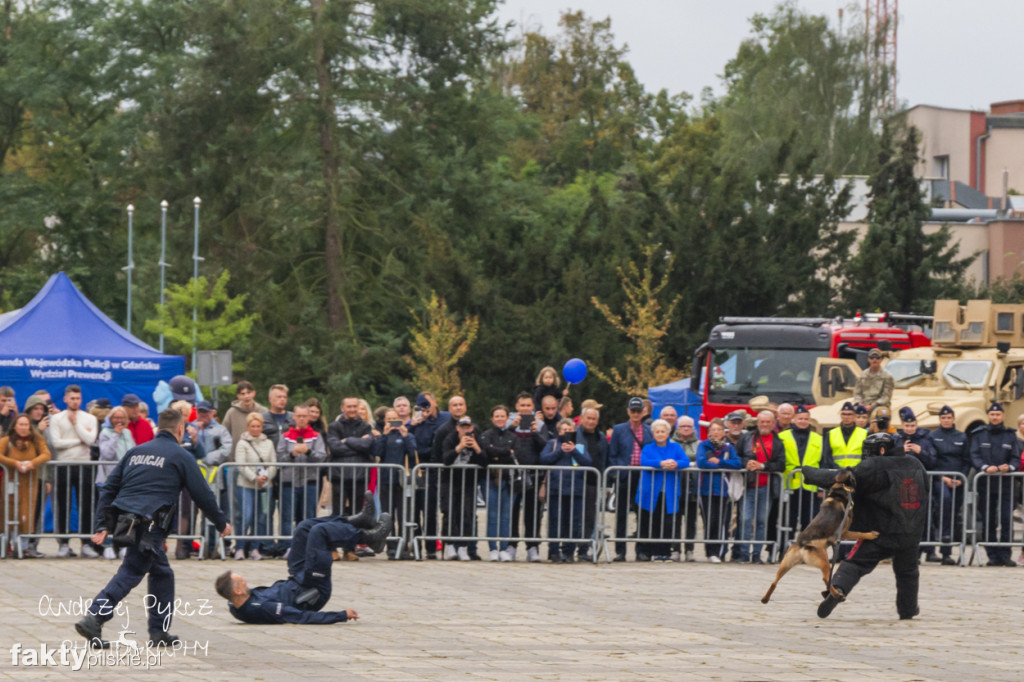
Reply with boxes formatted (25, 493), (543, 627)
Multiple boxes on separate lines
(124, 204), (135, 333)
(192, 197), (203, 371)
(159, 200), (169, 353)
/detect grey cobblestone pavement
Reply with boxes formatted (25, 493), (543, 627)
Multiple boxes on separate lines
(0, 546), (1021, 680)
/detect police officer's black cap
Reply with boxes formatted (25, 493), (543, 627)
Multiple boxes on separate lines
(840, 402), (854, 412)
(898, 406), (915, 422)
(794, 404), (809, 415)
(988, 402), (1004, 413)
(854, 405), (868, 415)
(938, 405), (954, 417)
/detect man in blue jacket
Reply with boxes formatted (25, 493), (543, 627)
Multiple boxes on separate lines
(410, 392), (450, 560)
(608, 397), (653, 561)
(75, 408), (231, 648)
(970, 403), (1020, 567)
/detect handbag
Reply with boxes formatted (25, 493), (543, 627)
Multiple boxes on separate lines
(726, 472), (746, 501)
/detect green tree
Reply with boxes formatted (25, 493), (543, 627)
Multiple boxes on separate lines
(844, 125), (976, 313)
(404, 291), (479, 402)
(590, 245), (682, 395)
(144, 271), (258, 368)
(718, 2), (883, 176)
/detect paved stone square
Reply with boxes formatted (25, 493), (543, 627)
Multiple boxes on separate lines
(0, 547), (1021, 680)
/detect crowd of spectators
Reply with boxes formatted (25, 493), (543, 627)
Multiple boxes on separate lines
(1, 368), (1023, 567)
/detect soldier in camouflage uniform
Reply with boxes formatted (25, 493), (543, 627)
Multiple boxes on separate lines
(853, 348), (894, 414)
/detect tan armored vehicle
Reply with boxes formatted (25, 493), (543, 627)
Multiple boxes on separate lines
(809, 300), (1024, 433)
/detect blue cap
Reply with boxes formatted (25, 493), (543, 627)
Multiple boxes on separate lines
(840, 402), (854, 412)
(898, 406), (915, 422)
(854, 405), (868, 415)
(794, 404), (809, 415)
(195, 400), (213, 412)
(988, 402), (1004, 413)
(121, 393), (141, 406)
(169, 375), (196, 402)
(938, 405), (954, 417)
(415, 393), (431, 409)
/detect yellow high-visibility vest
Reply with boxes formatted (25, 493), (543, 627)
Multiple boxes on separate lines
(779, 429), (822, 491)
(828, 426), (867, 469)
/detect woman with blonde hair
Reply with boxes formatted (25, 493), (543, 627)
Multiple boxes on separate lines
(234, 412), (277, 560)
(0, 414), (50, 557)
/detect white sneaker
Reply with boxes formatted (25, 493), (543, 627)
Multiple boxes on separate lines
(234, 549), (245, 561)
(670, 551), (681, 563)
(249, 550), (263, 561)
(457, 547), (470, 561)
(488, 550), (500, 562)
(498, 550), (513, 562)
(685, 550), (695, 563)
(527, 547), (541, 563)
(81, 544), (100, 559)
(57, 543), (70, 558)
(118, 548), (127, 560)
(443, 544), (457, 561)
(709, 555), (722, 564)
(103, 547), (116, 560)
(507, 547), (517, 561)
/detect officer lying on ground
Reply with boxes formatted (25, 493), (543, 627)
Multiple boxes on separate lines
(803, 432), (928, 621)
(76, 408), (231, 648)
(216, 491), (389, 624)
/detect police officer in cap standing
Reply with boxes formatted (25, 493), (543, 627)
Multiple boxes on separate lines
(894, 406), (938, 562)
(928, 405), (970, 565)
(75, 408), (231, 647)
(970, 402), (1019, 567)
(806, 432), (928, 620)
(821, 402), (867, 470)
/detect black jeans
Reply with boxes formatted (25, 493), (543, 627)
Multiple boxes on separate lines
(614, 471), (640, 558)
(699, 495), (732, 558)
(54, 465), (97, 546)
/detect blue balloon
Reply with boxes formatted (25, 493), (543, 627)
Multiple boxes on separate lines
(563, 358), (588, 384)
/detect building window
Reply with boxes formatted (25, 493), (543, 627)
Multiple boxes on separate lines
(932, 155), (950, 179)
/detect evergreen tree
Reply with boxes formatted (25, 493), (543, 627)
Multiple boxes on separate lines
(845, 125), (975, 313)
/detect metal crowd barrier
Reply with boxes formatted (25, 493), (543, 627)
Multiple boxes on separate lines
(8, 461), (104, 559)
(968, 471), (1024, 566)
(600, 466), (785, 563)
(409, 463), (603, 562)
(921, 471), (970, 565)
(0, 460), (1008, 568)
(217, 462), (411, 560)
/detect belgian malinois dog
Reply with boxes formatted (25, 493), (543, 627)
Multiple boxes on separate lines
(761, 470), (879, 604)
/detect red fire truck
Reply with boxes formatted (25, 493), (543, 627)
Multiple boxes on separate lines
(690, 313), (931, 426)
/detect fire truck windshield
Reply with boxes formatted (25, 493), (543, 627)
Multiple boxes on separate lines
(708, 347), (820, 404)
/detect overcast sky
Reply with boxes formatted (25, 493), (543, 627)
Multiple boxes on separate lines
(496, 0), (1016, 112)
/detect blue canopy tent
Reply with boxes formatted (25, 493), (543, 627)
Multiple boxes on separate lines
(647, 378), (702, 425)
(0, 272), (185, 414)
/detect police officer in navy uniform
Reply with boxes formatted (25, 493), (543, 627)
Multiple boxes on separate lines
(216, 491), (391, 624)
(805, 432), (928, 620)
(75, 408), (231, 647)
(970, 402), (1020, 567)
(893, 406), (938, 562)
(927, 405), (970, 565)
